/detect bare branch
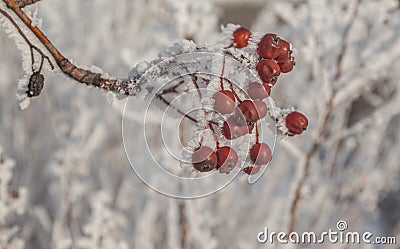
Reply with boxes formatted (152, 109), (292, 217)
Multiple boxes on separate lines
(287, 97), (334, 235)
(0, 8), (54, 71)
(15, 0), (42, 8)
(2, 0), (135, 95)
(179, 201), (189, 249)
(287, 0), (362, 234)
(333, 0), (361, 80)
(325, 107), (349, 176)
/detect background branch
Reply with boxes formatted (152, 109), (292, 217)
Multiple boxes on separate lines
(286, 0), (362, 234)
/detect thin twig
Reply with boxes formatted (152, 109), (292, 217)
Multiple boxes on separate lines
(287, 97), (334, 234)
(0, 8), (53, 71)
(179, 201), (190, 249)
(2, 0), (134, 95)
(287, 0), (362, 234)
(328, 92), (400, 145)
(156, 94), (199, 123)
(334, 0), (362, 80)
(220, 53), (226, 90)
(325, 107), (350, 176)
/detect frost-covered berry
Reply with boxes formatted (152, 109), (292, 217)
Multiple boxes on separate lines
(236, 100), (267, 123)
(246, 82), (271, 99)
(275, 39), (291, 62)
(233, 27), (251, 48)
(216, 146), (238, 173)
(257, 33), (282, 59)
(192, 146), (217, 172)
(285, 111), (308, 135)
(221, 118), (254, 140)
(213, 90), (236, 114)
(249, 143), (272, 165)
(262, 83), (272, 95)
(243, 165), (262, 175)
(256, 59), (281, 85)
(278, 56), (295, 73)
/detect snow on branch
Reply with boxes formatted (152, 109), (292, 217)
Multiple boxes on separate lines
(1, 0), (138, 109)
(1, 0), (312, 187)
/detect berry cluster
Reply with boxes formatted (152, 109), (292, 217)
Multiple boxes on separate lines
(143, 25), (309, 177)
(255, 32), (295, 86)
(189, 27), (308, 176)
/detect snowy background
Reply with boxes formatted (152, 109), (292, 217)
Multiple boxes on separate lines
(1, 0), (400, 248)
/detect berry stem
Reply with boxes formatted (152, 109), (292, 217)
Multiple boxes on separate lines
(158, 80), (185, 94)
(208, 121), (220, 148)
(199, 137), (204, 146)
(190, 74), (218, 124)
(189, 74), (202, 99)
(219, 54), (226, 90)
(227, 80), (242, 103)
(37, 54), (44, 72)
(157, 76), (220, 126)
(225, 50), (252, 66)
(255, 121), (260, 144)
(156, 94), (198, 123)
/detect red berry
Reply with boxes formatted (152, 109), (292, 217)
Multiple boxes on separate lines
(257, 33), (282, 59)
(243, 165), (262, 175)
(278, 56), (295, 73)
(250, 143), (272, 165)
(275, 39), (291, 62)
(233, 27), (251, 48)
(216, 146), (238, 173)
(285, 111), (308, 135)
(192, 146), (217, 172)
(247, 82), (270, 99)
(213, 90), (236, 114)
(236, 100), (267, 123)
(256, 59), (281, 85)
(262, 83), (272, 95)
(221, 118), (254, 140)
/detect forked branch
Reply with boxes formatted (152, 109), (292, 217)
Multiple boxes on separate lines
(1, 0), (135, 96)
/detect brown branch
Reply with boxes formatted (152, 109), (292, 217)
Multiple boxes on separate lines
(287, 0), (362, 234)
(156, 94), (198, 123)
(334, 0), (361, 80)
(7, 188), (20, 199)
(2, 0), (135, 95)
(325, 107), (350, 176)
(15, 0), (42, 8)
(179, 201), (190, 249)
(0, 8), (53, 72)
(287, 98), (334, 234)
